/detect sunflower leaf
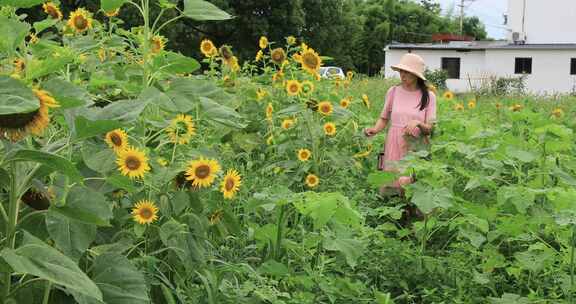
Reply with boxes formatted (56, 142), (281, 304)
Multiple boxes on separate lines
(0, 16), (29, 53)
(7, 150), (83, 184)
(50, 186), (113, 227)
(100, 0), (128, 11)
(0, 75), (38, 115)
(0, 0), (44, 8)
(182, 0), (233, 21)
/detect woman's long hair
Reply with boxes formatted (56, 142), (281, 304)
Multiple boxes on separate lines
(416, 78), (430, 111)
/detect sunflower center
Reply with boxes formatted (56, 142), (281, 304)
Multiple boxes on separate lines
(110, 133), (123, 146)
(139, 208), (153, 219)
(125, 156), (141, 170)
(303, 53), (318, 68)
(225, 178), (235, 191)
(195, 165), (211, 179)
(290, 85), (298, 92)
(74, 16), (88, 30)
(0, 111), (38, 129)
(321, 105), (330, 113)
(301, 152), (309, 159)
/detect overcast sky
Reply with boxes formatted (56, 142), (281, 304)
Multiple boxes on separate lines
(436, 0), (507, 39)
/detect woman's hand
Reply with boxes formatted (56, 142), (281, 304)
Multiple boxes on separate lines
(404, 120), (421, 137)
(364, 127), (378, 137)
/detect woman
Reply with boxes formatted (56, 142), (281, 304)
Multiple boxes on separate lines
(364, 53), (436, 194)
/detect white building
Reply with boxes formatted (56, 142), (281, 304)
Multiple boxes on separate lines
(383, 0), (576, 94)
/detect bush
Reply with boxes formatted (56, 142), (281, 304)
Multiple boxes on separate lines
(424, 69), (448, 90)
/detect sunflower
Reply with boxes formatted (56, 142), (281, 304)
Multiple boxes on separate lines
(255, 50), (264, 62)
(97, 48), (107, 62)
(300, 48), (322, 75)
(346, 71), (354, 80)
(305, 174), (319, 188)
(219, 45), (233, 61)
(297, 148), (311, 162)
(453, 103), (464, 111)
(185, 157), (221, 188)
(157, 158), (168, 167)
(13, 58), (25, 74)
(116, 147), (150, 179)
(551, 108), (564, 119)
(226, 56), (240, 72)
(286, 36), (296, 45)
(510, 104), (523, 112)
(28, 32), (39, 44)
(105, 8), (120, 17)
(200, 39), (217, 57)
(266, 135), (274, 145)
(361, 94), (371, 109)
(266, 103), (273, 121)
(256, 88), (267, 101)
(166, 114), (195, 145)
(43, 2), (63, 20)
(105, 129), (129, 153)
(259, 36), (268, 49)
(340, 98), (350, 109)
(468, 100), (476, 109)
(220, 169), (241, 199)
(131, 200), (159, 225)
(272, 71), (284, 82)
(270, 48), (286, 65)
(314, 101), (332, 116)
(293, 53), (302, 63)
(281, 118), (295, 130)
(150, 35), (166, 54)
(67, 8), (93, 33)
(323, 122), (336, 136)
(443, 91), (454, 100)
(301, 81), (314, 95)
(286, 80), (302, 96)
(21, 188), (51, 210)
(1, 89), (59, 140)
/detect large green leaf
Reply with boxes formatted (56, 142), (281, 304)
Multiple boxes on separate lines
(33, 18), (59, 34)
(0, 16), (30, 52)
(8, 150), (82, 183)
(0, 232), (102, 300)
(46, 210), (96, 261)
(0, 0), (44, 8)
(154, 51), (200, 74)
(199, 96), (246, 129)
(323, 237), (365, 268)
(89, 99), (149, 122)
(409, 183), (453, 214)
(497, 186), (535, 214)
(74, 116), (124, 141)
(159, 219), (206, 269)
(294, 192), (362, 230)
(0, 75), (38, 115)
(43, 79), (89, 110)
(26, 52), (75, 80)
(182, 0), (232, 21)
(100, 0), (128, 11)
(50, 186), (113, 226)
(81, 141), (117, 173)
(73, 253), (150, 304)
(367, 171), (397, 188)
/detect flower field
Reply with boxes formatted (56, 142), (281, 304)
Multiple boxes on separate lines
(1, 1), (576, 303)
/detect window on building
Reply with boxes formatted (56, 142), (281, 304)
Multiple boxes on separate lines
(441, 57), (460, 79)
(571, 58), (576, 75)
(515, 57), (532, 74)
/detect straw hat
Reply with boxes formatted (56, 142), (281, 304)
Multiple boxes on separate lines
(391, 53), (427, 81)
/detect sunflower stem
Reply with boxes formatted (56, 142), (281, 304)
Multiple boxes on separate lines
(3, 164), (21, 300)
(42, 281), (52, 304)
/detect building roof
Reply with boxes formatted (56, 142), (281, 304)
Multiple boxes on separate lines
(386, 41), (576, 51)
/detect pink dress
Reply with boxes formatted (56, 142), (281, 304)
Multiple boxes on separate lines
(378, 86), (437, 175)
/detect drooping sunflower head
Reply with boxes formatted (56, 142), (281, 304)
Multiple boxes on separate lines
(305, 174), (319, 188)
(361, 94), (370, 109)
(297, 148), (311, 162)
(225, 56), (240, 72)
(200, 39), (217, 57)
(67, 8), (93, 33)
(105, 129), (129, 153)
(21, 89), (60, 137)
(116, 147), (150, 179)
(346, 70), (353, 80)
(301, 81), (315, 95)
(317, 101), (333, 116)
(104, 8), (120, 17)
(43, 2), (63, 20)
(185, 157), (221, 188)
(467, 100), (476, 109)
(286, 80), (302, 96)
(256, 88), (267, 101)
(131, 200), (159, 225)
(453, 103), (464, 111)
(21, 187), (52, 210)
(150, 35), (166, 54)
(551, 108), (564, 119)
(266, 103), (273, 121)
(13, 58), (25, 74)
(286, 36), (296, 45)
(281, 118), (295, 130)
(259, 36), (268, 49)
(270, 48), (286, 65)
(220, 169), (242, 199)
(443, 91), (454, 100)
(340, 98), (350, 109)
(166, 114), (195, 145)
(323, 122), (336, 136)
(218, 45), (234, 61)
(255, 50), (264, 62)
(300, 48), (322, 75)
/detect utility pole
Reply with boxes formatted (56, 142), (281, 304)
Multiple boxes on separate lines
(458, 0), (476, 35)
